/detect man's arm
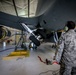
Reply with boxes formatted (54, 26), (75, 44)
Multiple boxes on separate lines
(53, 36), (64, 64)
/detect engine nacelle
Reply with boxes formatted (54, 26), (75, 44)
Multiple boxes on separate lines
(0, 26), (11, 40)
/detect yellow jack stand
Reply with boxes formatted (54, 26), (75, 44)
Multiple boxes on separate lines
(3, 50), (30, 60)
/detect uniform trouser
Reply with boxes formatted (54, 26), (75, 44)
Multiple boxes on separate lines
(60, 63), (72, 75)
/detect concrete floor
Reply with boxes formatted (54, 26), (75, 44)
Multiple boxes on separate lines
(0, 43), (60, 75)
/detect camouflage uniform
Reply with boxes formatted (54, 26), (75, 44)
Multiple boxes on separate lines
(55, 30), (76, 75)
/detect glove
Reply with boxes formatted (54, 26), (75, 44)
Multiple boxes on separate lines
(52, 60), (59, 64)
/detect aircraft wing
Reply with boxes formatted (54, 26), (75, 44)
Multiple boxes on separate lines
(0, 11), (38, 30)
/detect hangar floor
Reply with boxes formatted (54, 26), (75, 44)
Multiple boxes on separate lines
(0, 43), (60, 75)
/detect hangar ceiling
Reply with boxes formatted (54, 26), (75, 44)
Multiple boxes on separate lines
(0, 0), (38, 17)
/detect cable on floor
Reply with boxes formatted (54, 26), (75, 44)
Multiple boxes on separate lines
(39, 69), (60, 75)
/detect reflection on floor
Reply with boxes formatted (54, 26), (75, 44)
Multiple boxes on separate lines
(0, 43), (60, 75)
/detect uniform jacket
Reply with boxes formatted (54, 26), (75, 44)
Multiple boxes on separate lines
(56, 29), (76, 66)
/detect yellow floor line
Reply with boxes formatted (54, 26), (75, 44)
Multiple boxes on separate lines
(2, 50), (30, 60)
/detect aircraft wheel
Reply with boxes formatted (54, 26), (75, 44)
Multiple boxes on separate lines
(29, 35), (40, 46)
(37, 29), (46, 39)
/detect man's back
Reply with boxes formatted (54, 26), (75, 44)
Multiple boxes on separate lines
(54, 21), (76, 75)
(61, 29), (76, 66)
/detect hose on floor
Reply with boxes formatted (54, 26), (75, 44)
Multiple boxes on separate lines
(39, 69), (59, 75)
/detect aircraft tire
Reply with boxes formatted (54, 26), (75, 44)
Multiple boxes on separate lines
(29, 35), (40, 46)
